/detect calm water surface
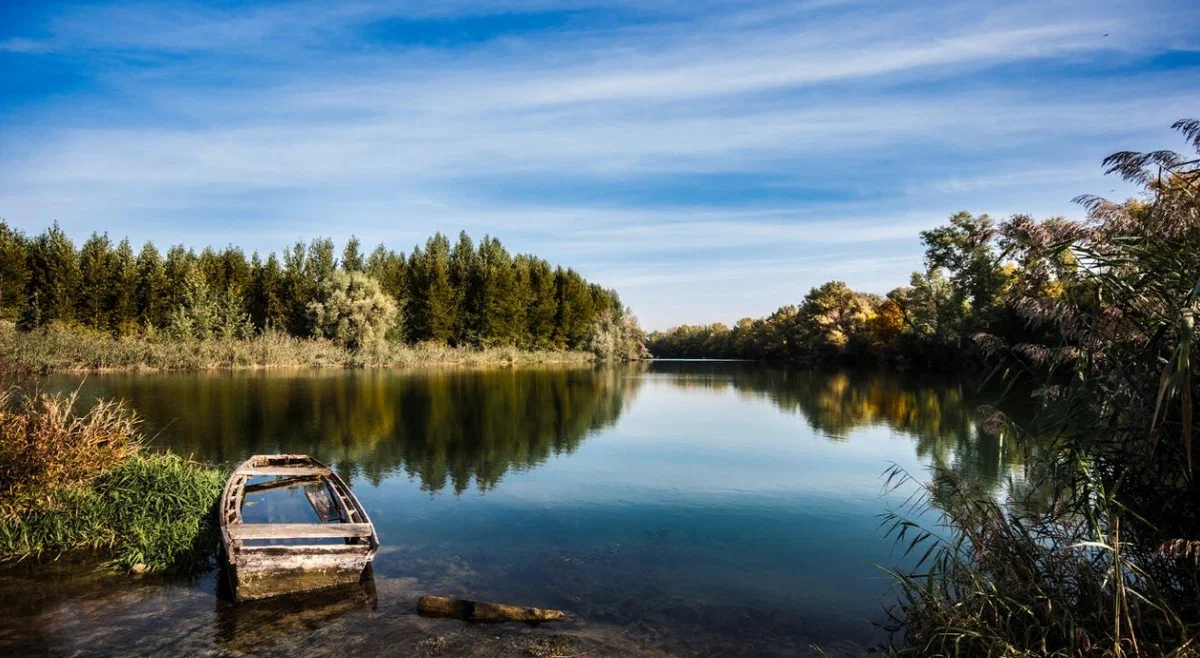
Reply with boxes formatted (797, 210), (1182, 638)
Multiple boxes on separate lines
(0, 362), (1023, 657)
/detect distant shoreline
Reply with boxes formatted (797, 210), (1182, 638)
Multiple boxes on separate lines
(1, 324), (600, 374)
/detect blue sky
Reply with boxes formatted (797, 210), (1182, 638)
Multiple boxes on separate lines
(1, 0), (1197, 329)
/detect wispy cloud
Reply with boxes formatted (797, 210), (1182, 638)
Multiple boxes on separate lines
(1, 0), (1196, 328)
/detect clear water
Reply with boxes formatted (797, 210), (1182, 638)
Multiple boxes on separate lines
(0, 362), (1023, 657)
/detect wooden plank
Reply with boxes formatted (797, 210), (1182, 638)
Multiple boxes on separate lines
(244, 476), (323, 494)
(228, 522), (373, 540)
(304, 485), (343, 523)
(242, 544), (370, 556)
(237, 466), (330, 477)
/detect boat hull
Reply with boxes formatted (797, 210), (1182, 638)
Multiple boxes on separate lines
(219, 454), (379, 602)
(232, 550), (372, 601)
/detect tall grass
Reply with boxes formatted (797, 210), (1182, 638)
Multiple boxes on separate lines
(0, 389), (224, 572)
(881, 120), (1200, 657)
(0, 322), (595, 373)
(881, 465), (1196, 657)
(0, 389), (139, 517)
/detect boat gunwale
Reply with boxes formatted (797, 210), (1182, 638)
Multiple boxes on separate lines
(219, 454), (379, 565)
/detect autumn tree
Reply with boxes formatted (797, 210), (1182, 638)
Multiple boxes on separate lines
(798, 281), (875, 358)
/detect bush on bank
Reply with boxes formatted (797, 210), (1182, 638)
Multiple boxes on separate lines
(0, 389), (224, 572)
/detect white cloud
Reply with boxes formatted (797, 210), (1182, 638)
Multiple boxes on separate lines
(1, 0), (1196, 328)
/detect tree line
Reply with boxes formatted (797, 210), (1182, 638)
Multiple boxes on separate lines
(0, 226), (646, 357)
(647, 209), (1070, 369)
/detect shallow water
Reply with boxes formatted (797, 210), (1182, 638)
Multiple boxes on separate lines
(1, 362), (1023, 657)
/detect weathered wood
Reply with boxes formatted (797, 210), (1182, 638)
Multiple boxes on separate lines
(243, 476), (324, 494)
(228, 522), (373, 540)
(242, 544), (369, 556)
(220, 454), (379, 602)
(237, 466), (331, 477)
(417, 595), (566, 623)
(304, 484), (343, 523)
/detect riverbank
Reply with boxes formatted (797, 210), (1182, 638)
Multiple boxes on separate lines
(0, 323), (597, 373)
(0, 390), (224, 572)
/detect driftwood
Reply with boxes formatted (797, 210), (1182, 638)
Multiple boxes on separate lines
(417, 595), (566, 623)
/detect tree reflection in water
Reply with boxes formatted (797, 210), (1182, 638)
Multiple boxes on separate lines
(61, 362), (1024, 496)
(64, 366), (641, 493)
(649, 361), (1028, 488)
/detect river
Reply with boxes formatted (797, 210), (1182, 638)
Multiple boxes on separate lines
(0, 361), (1023, 657)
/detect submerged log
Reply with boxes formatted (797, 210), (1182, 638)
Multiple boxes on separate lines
(417, 595), (566, 623)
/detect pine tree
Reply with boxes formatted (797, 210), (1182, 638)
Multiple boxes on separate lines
(306, 238), (336, 283)
(366, 242), (406, 303)
(77, 232), (114, 330)
(220, 246), (251, 298)
(197, 247), (223, 291)
(477, 236), (521, 345)
(249, 252), (286, 330)
(407, 234), (455, 343)
(449, 231), (480, 344)
(135, 241), (169, 330)
(21, 223), (79, 329)
(554, 267), (594, 349)
(282, 240), (310, 336)
(0, 221), (30, 322)
(341, 236), (364, 272)
(163, 245), (194, 312)
(526, 257), (558, 349)
(109, 238), (138, 334)
(512, 255), (536, 347)
(366, 242), (406, 341)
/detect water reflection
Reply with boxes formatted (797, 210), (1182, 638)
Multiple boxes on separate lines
(649, 362), (1026, 487)
(64, 366), (640, 494)
(59, 363), (1025, 495)
(213, 570), (377, 654)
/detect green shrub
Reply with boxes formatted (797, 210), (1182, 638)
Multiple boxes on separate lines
(0, 453), (224, 572)
(0, 390), (224, 572)
(308, 271), (397, 352)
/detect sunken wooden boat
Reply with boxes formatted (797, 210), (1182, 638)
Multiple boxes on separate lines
(219, 454), (379, 602)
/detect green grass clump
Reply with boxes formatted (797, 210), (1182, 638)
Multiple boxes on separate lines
(0, 452), (224, 572)
(0, 388), (225, 572)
